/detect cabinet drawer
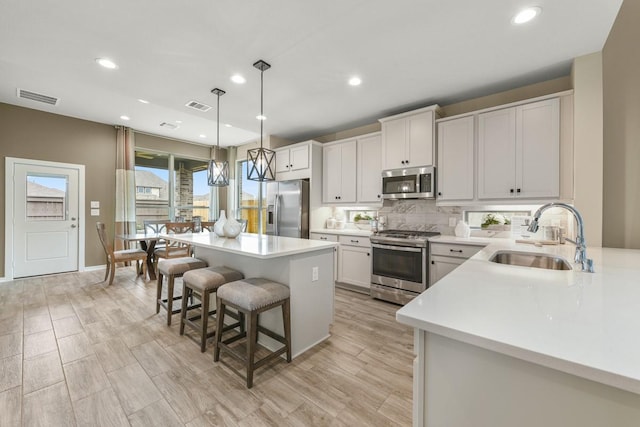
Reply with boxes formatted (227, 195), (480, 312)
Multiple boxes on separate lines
(338, 235), (371, 247)
(310, 233), (338, 242)
(430, 242), (485, 259)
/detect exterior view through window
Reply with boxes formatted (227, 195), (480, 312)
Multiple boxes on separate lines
(237, 160), (265, 233)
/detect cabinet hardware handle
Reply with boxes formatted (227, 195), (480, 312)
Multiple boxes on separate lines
(351, 240), (359, 243)
(510, 189), (514, 193)
(377, 194), (381, 198)
(517, 188), (521, 193)
(438, 192), (442, 196)
(450, 249), (463, 253)
(367, 253), (370, 256)
(401, 160), (405, 164)
(320, 237), (327, 240)
(290, 164), (293, 168)
(431, 260), (435, 264)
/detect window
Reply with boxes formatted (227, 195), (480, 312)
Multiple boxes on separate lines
(237, 160), (266, 233)
(464, 210), (531, 229)
(134, 151), (214, 231)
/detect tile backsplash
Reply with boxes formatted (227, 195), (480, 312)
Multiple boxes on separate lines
(378, 199), (461, 235)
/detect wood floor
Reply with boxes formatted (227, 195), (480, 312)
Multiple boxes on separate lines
(0, 267), (414, 426)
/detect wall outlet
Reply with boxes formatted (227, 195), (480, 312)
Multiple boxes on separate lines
(449, 217), (457, 227)
(312, 266), (319, 282)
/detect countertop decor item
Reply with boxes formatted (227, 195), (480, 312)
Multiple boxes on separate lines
(207, 88), (229, 187)
(454, 220), (471, 238)
(214, 210), (227, 237)
(223, 212), (243, 238)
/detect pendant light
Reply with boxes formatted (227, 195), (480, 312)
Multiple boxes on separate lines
(247, 60), (275, 182)
(207, 88), (229, 187)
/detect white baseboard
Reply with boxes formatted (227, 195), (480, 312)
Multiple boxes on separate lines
(83, 265), (106, 272)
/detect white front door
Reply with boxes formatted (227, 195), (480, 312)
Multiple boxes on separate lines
(10, 161), (80, 278)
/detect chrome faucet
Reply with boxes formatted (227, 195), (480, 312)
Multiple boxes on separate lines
(527, 202), (594, 273)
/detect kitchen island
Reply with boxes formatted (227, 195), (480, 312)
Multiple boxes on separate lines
(162, 231), (338, 358)
(397, 241), (640, 427)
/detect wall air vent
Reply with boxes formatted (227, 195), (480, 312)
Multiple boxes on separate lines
(17, 88), (59, 106)
(159, 122), (179, 130)
(185, 100), (212, 112)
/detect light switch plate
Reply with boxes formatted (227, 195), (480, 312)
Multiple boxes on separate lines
(90, 201), (100, 208)
(91, 208), (100, 216)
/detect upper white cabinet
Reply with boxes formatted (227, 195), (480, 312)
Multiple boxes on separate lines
(323, 140), (357, 203)
(357, 134), (382, 203)
(379, 105), (440, 170)
(477, 98), (559, 199)
(275, 141), (311, 180)
(437, 116), (475, 201)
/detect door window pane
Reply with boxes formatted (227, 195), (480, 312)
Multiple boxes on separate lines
(26, 174), (68, 221)
(238, 160), (265, 233)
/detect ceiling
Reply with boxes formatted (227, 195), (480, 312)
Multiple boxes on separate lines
(0, 0), (623, 147)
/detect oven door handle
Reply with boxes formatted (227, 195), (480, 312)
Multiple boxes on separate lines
(371, 243), (423, 253)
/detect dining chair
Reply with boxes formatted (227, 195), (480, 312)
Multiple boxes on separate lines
(201, 221), (216, 232)
(153, 221), (196, 273)
(96, 222), (148, 285)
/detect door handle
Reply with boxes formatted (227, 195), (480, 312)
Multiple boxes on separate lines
(71, 224), (77, 228)
(71, 217), (77, 220)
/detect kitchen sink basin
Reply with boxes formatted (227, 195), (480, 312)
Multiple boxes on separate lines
(489, 250), (572, 271)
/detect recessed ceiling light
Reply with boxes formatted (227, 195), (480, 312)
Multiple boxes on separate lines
(96, 58), (118, 69)
(256, 115), (267, 121)
(199, 134), (207, 138)
(138, 99), (149, 104)
(176, 120), (183, 124)
(512, 7), (541, 24)
(231, 74), (246, 84)
(120, 115), (130, 121)
(349, 76), (362, 86)
(225, 124), (232, 127)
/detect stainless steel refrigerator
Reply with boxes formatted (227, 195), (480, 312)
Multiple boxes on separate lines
(266, 180), (309, 238)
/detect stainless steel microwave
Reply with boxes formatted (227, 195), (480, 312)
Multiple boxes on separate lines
(381, 166), (436, 199)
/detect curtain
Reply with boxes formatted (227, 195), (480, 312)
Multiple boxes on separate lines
(114, 127), (136, 250)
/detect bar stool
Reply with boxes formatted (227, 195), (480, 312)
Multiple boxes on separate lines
(214, 278), (292, 388)
(180, 266), (245, 352)
(156, 257), (207, 326)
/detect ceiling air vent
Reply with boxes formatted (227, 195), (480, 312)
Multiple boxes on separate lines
(185, 100), (212, 112)
(160, 122), (179, 130)
(17, 88), (59, 106)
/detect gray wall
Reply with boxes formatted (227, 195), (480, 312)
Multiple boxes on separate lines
(603, 0), (640, 248)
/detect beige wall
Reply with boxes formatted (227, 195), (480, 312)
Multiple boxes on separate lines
(0, 103), (117, 275)
(602, 0), (640, 248)
(572, 52), (604, 247)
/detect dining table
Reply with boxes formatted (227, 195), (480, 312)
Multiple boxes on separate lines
(116, 233), (162, 280)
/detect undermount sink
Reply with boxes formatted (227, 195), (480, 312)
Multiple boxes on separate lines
(489, 250), (573, 271)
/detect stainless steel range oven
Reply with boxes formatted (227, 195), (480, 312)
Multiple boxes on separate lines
(370, 230), (440, 305)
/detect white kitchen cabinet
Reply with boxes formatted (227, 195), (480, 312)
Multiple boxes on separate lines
(275, 142), (311, 180)
(337, 235), (371, 290)
(429, 242), (485, 286)
(309, 233), (338, 242)
(380, 105), (439, 170)
(477, 98), (559, 200)
(322, 140), (357, 203)
(437, 116), (475, 201)
(357, 133), (383, 203)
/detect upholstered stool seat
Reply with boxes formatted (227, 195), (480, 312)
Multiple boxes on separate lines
(156, 257), (207, 326)
(180, 266), (245, 352)
(214, 278), (292, 388)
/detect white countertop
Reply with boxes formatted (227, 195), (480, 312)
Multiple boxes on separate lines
(429, 235), (497, 246)
(397, 241), (640, 395)
(160, 232), (338, 259)
(310, 228), (373, 237)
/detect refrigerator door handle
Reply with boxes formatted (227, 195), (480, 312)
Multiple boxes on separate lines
(274, 194), (280, 236)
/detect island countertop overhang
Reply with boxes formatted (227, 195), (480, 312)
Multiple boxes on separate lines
(159, 231), (338, 259)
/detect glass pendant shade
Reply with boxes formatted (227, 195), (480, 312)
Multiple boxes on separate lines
(247, 146), (275, 181)
(207, 88), (229, 187)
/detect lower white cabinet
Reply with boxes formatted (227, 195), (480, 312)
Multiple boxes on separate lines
(337, 235), (371, 290)
(429, 242), (485, 286)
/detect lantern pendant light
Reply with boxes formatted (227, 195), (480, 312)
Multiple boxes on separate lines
(207, 88), (229, 187)
(247, 60), (275, 182)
